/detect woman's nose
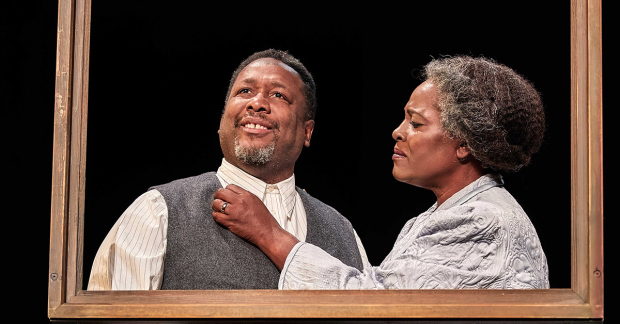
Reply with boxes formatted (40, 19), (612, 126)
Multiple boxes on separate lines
(246, 93), (271, 113)
(392, 120), (407, 141)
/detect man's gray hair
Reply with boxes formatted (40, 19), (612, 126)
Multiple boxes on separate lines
(424, 56), (545, 172)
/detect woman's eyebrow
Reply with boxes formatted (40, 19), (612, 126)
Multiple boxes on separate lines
(407, 108), (427, 120)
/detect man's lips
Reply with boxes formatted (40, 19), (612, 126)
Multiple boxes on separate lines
(393, 148), (407, 160)
(238, 117), (274, 135)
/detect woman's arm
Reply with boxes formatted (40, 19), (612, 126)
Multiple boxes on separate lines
(279, 203), (509, 289)
(212, 186), (534, 290)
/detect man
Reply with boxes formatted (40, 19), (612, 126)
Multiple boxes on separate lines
(88, 49), (366, 290)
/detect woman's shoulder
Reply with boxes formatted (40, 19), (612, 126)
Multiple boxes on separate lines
(419, 200), (505, 242)
(455, 187), (528, 225)
(435, 197), (505, 226)
(457, 187), (550, 288)
(455, 188), (543, 244)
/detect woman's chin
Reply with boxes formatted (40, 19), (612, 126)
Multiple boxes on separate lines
(393, 169), (427, 188)
(392, 168), (410, 184)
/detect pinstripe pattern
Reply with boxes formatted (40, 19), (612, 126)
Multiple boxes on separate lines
(89, 159), (365, 290)
(216, 159), (307, 241)
(88, 190), (168, 290)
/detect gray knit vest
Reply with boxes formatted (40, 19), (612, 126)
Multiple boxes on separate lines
(151, 172), (363, 290)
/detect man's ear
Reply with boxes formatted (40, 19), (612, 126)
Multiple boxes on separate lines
(304, 120), (315, 147)
(456, 142), (471, 160)
(218, 111), (225, 134)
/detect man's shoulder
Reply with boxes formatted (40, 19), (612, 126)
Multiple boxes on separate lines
(296, 187), (341, 214)
(151, 172), (218, 190)
(296, 187), (354, 227)
(149, 172), (221, 201)
(296, 187), (362, 270)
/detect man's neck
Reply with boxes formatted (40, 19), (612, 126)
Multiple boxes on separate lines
(224, 158), (294, 184)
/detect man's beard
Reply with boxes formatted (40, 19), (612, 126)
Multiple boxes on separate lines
(234, 134), (276, 166)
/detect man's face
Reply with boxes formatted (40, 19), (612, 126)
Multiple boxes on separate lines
(219, 58), (314, 171)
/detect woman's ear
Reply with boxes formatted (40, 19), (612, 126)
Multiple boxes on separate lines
(456, 142), (471, 161)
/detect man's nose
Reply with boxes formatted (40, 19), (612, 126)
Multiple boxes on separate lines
(246, 93), (271, 113)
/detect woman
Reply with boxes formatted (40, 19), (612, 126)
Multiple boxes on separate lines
(212, 56), (549, 289)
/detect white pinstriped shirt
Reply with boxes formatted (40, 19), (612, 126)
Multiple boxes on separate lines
(88, 159), (368, 290)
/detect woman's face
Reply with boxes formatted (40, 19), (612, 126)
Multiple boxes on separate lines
(392, 81), (462, 190)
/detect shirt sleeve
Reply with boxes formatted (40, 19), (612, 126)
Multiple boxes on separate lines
(87, 189), (168, 290)
(279, 203), (512, 289)
(353, 230), (372, 272)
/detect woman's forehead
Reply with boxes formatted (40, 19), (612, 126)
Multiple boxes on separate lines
(405, 81), (440, 119)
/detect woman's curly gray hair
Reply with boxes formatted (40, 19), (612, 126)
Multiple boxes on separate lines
(424, 56), (545, 172)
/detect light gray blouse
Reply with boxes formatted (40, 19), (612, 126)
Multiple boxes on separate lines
(279, 174), (549, 289)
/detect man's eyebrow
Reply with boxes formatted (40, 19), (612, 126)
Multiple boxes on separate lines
(237, 77), (257, 85)
(269, 81), (288, 89)
(237, 78), (288, 89)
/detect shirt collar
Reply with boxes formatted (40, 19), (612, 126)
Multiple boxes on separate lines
(432, 173), (504, 213)
(216, 158), (297, 214)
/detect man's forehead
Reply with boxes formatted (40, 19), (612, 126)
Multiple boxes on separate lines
(244, 58), (301, 78)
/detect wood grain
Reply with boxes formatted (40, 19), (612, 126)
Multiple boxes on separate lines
(570, 0), (589, 302)
(55, 290), (590, 319)
(587, 0), (603, 318)
(48, 0), (74, 316)
(65, 0), (91, 301)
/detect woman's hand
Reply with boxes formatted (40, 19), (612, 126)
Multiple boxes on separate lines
(212, 184), (299, 270)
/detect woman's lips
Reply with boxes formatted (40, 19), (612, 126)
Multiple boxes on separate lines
(393, 148), (406, 160)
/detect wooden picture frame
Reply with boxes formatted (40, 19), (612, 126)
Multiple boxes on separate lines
(48, 0), (603, 321)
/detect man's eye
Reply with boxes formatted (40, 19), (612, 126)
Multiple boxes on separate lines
(410, 121), (423, 128)
(272, 92), (290, 101)
(238, 88), (251, 94)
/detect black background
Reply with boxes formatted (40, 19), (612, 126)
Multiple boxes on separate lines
(84, 2), (571, 289)
(2, 1), (614, 322)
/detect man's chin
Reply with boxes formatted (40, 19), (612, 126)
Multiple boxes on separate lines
(236, 138), (271, 149)
(236, 132), (275, 145)
(235, 141), (274, 153)
(234, 143), (276, 166)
